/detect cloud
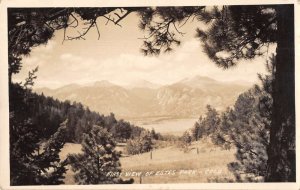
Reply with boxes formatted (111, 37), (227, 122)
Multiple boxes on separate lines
(12, 11), (277, 89)
(19, 40), (58, 73)
(35, 40), (57, 52)
(60, 53), (73, 60)
(172, 39), (201, 62)
(99, 53), (162, 72)
(14, 37), (273, 89)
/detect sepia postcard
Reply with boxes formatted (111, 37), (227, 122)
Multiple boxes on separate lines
(0, 0), (299, 189)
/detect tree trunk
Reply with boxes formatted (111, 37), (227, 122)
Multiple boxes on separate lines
(266, 4), (295, 182)
(9, 72), (12, 85)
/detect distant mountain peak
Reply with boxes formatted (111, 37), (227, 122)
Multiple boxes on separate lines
(93, 80), (117, 87)
(56, 83), (81, 91)
(125, 79), (160, 89)
(179, 75), (217, 83)
(194, 75), (217, 81)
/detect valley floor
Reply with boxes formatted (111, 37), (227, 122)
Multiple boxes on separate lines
(60, 139), (236, 184)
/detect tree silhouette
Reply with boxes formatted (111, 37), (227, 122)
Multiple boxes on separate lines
(10, 77), (68, 185)
(180, 131), (192, 152)
(35, 120), (68, 185)
(67, 125), (128, 184)
(197, 55), (275, 181)
(226, 88), (270, 182)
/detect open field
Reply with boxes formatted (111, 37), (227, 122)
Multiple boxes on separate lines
(60, 139), (236, 184)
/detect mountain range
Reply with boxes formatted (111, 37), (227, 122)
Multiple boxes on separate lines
(34, 76), (251, 119)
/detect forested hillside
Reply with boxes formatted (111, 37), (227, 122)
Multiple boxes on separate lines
(11, 83), (145, 143)
(189, 56), (274, 181)
(9, 79), (151, 185)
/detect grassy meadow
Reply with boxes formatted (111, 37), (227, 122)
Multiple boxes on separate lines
(60, 138), (236, 184)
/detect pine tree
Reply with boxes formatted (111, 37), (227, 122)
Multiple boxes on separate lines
(36, 120), (68, 185)
(226, 88), (269, 182)
(10, 69), (68, 185)
(204, 105), (220, 135)
(213, 108), (234, 149)
(192, 105), (220, 140)
(110, 120), (132, 142)
(140, 130), (153, 153)
(10, 107), (40, 185)
(212, 56), (274, 181)
(150, 128), (159, 140)
(68, 125), (125, 184)
(192, 116), (204, 141)
(178, 131), (192, 153)
(181, 132), (192, 146)
(9, 68), (38, 185)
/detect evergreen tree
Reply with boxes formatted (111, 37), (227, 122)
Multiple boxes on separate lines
(10, 69), (68, 185)
(212, 108), (234, 149)
(129, 125), (144, 139)
(110, 119), (132, 142)
(140, 130), (153, 153)
(211, 56), (275, 181)
(192, 116), (204, 141)
(36, 120), (68, 185)
(177, 131), (192, 153)
(192, 105), (220, 140)
(150, 128), (159, 140)
(68, 125), (125, 184)
(204, 105), (220, 135)
(226, 88), (269, 182)
(181, 131), (192, 147)
(9, 70), (38, 185)
(10, 95), (40, 185)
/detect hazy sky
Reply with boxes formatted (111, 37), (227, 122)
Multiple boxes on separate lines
(13, 11), (275, 89)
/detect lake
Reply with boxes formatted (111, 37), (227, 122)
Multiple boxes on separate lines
(131, 118), (198, 136)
